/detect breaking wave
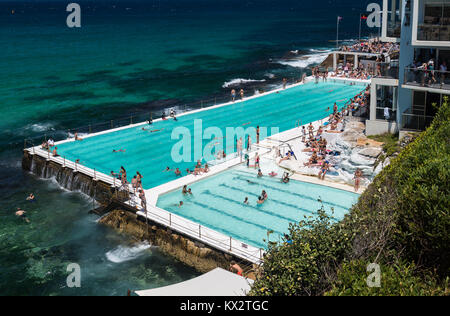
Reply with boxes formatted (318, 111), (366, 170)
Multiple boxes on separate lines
(106, 242), (151, 263)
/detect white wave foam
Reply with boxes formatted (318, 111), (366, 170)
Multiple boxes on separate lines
(277, 52), (330, 69)
(25, 123), (55, 133)
(106, 242), (151, 263)
(222, 78), (266, 88)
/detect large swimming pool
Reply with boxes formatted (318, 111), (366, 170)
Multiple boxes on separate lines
(157, 166), (360, 248)
(56, 81), (364, 189)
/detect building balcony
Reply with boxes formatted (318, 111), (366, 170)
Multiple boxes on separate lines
(417, 24), (450, 42)
(375, 62), (399, 79)
(403, 67), (450, 92)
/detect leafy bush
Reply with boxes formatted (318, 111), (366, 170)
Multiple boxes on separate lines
(250, 98), (450, 296)
(325, 260), (449, 296)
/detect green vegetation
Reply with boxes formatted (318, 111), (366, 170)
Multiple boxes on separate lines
(250, 98), (450, 296)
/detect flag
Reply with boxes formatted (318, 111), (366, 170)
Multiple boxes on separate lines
(361, 14), (368, 20)
(338, 16), (343, 21)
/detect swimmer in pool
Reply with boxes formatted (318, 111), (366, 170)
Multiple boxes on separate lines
(243, 197), (249, 205)
(257, 169), (263, 178)
(174, 168), (182, 176)
(182, 185), (188, 195)
(113, 149), (126, 153)
(269, 171), (277, 177)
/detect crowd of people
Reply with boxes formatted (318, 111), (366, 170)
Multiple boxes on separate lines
(276, 87), (370, 192)
(408, 59), (448, 87)
(340, 40), (399, 55)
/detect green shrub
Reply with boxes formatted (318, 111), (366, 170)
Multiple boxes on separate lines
(250, 98), (450, 296)
(325, 260), (449, 296)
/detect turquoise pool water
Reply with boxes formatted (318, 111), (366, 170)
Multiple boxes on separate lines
(56, 82), (364, 189)
(157, 167), (360, 248)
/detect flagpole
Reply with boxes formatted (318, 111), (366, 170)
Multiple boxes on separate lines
(336, 16), (339, 49)
(359, 14), (362, 43)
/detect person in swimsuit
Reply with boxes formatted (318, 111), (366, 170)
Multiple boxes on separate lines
(16, 208), (30, 223)
(231, 89), (236, 102)
(256, 126), (260, 144)
(74, 132), (83, 141)
(229, 261), (243, 276)
(318, 161), (330, 180)
(175, 168), (182, 177)
(257, 169), (263, 178)
(243, 197), (249, 205)
(354, 169), (363, 192)
(113, 149), (126, 153)
(182, 185), (188, 195)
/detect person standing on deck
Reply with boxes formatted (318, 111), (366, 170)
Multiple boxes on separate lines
(283, 78), (287, 89)
(247, 134), (252, 151)
(240, 89), (244, 100)
(237, 137), (243, 161)
(256, 126), (260, 144)
(120, 166), (127, 186)
(231, 89), (236, 102)
(308, 123), (314, 138)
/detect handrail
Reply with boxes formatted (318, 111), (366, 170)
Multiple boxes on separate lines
(22, 77), (306, 145)
(135, 204), (264, 264)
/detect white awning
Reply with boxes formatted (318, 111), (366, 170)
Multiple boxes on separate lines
(135, 268), (254, 296)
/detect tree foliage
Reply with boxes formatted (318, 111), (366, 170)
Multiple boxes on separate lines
(250, 98), (450, 296)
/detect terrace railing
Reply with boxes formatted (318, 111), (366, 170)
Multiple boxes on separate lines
(375, 61), (399, 79)
(23, 77), (306, 148)
(404, 66), (450, 92)
(401, 109), (434, 132)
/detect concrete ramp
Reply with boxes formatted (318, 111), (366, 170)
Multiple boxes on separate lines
(135, 268), (253, 296)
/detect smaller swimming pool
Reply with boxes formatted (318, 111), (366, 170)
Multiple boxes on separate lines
(156, 166), (359, 249)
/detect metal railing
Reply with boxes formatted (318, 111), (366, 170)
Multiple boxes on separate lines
(23, 77), (307, 147)
(374, 61), (399, 79)
(401, 109), (434, 131)
(417, 24), (450, 42)
(135, 205), (264, 264)
(404, 66), (450, 91)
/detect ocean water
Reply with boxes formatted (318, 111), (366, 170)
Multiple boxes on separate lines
(0, 0), (379, 296)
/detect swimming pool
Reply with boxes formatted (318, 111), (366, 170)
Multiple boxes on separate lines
(156, 166), (360, 249)
(56, 81), (365, 189)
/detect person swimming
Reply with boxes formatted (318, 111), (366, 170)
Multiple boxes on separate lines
(26, 193), (35, 202)
(16, 208), (30, 223)
(257, 169), (263, 178)
(243, 197), (249, 205)
(113, 149), (126, 153)
(174, 168), (182, 176)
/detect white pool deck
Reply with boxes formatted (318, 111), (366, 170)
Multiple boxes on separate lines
(135, 268), (253, 296)
(25, 75), (368, 264)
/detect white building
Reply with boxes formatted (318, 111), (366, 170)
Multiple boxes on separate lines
(366, 0), (450, 136)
